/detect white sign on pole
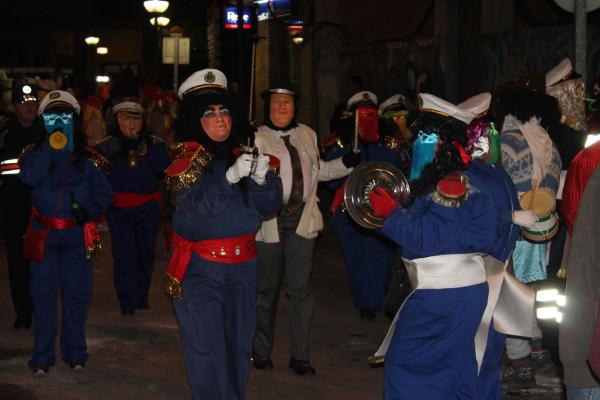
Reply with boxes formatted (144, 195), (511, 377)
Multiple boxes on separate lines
(162, 37), (190, 64)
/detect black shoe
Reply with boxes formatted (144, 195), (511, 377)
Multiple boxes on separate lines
(360, 308), (376, 321)
(68, 362), (85, 370)
(252, 352), (274, 369)
(121, 309), (134, 316)
(136, 303), (150, 310)
(289, 357), (316, 375)
(13, 316), (32, 330)
(31, 364), (50, 375)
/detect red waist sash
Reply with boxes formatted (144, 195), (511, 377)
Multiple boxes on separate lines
(165, 231), (256, 299)
(33, 207), (76, 229)
(113, 191), (161, 208)
(30, 207), (101, 258)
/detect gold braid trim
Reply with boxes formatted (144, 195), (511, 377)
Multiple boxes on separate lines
(85, 148), (110, 174)
(166, 143), (212, 191)
(432, 189), (468, 208)
(164, 273), (182, 300)
(384, 134), (407, 153)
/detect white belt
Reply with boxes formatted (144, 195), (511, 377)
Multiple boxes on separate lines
(374, 253), (487, 358)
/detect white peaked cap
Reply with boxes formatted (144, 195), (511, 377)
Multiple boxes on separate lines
(419, 93), (480, 125)
(347, 91), (378, 110)
(546, 58), (573, 88)
(456, 92), (492, 118)
(378, 94), (407, 116)
(178, 69), (228, 99)
(38, 90), (81, 116)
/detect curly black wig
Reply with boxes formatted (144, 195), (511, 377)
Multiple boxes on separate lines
(174, 88), (251, 160)
(492, 85), (560, 131)
(408, 112), (468, 201)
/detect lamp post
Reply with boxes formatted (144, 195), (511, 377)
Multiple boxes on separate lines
(84, 35), (100, 83)
(144, 0), (170, 83)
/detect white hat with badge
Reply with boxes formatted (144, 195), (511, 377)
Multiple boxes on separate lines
(546, 58), (573, 88)
(38, 90), (81, 116)
(419, 93), (483, 125)
(178, 69), (228, 99)
(378, 94), (409, 116)
(456, 92), (492, 118)
(347, 91), (378, 110)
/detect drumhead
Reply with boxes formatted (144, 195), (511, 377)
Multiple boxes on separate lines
(519, 189), (556, 216)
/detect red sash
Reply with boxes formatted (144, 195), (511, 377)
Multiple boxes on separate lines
(167, 231), (256, 285)
(113, 191), (162, 208)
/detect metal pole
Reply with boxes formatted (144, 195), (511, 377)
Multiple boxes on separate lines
(575, 0), (587, 84)
(237, 0), (245, 92)
(157, 22), (162, 84)
(173, 36), (180, 92)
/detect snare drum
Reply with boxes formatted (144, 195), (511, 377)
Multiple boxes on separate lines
(519, 189), (559, 242)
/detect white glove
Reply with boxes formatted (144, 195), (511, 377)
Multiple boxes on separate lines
(226, 153), (253, 184)
(513, 210), (538, 228)
(251, 154), (270, 185)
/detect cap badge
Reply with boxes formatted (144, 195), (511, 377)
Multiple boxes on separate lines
(49, 91), (60, 99)
(204, 71), (216, 83)
(362, 93), (370, 100)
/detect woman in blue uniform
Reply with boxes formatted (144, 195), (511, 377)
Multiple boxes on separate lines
(95, 99), (171, 315)
(165, 69), (282, 400)
(368, 93), (498, 399)
(19, 90), (113, 374)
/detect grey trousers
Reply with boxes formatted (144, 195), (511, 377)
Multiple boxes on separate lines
(253, 211), (316, 361)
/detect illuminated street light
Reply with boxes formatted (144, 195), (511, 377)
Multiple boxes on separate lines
(96, 75), (110, 83)
(287, 20), (304, 45)
(144, 0), (169, 13)
(85, 36), (100, 46)
(150, 16), (170, 26)
(96, 47), (108, 55)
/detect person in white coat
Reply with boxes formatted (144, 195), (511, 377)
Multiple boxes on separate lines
(252, 83), (358, 375)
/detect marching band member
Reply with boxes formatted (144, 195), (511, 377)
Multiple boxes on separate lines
(19, 90), (112, 373)
(323, 91), (409, 321)
(95, 98), (171, 315)
(165, 69), (281, 399)
(252, 83), (355, 375)
(368, 93), (498, 399)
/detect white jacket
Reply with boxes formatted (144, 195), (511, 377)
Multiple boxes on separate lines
(254, 123), (352, 242)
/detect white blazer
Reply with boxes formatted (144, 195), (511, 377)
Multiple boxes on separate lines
(254, 123), (352, 242)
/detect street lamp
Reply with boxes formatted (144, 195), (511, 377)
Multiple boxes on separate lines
(96, 47), (108, 55)
(84, 36), (100, 46)
(144, 0), (170, 82)
(149, 16), (170, 26)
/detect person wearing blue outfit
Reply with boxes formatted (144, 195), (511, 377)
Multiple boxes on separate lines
(164, 69), (282, 400)
(367, 93), (498, 399)
(458, 95), (538, 399)
(323, 91), (409, 321)
(19, 90), (113, 374)
(95, 99), (171, 315)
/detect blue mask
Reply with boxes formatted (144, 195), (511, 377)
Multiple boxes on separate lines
(43, 111), (74, 152)
(409, 130), (439, 181)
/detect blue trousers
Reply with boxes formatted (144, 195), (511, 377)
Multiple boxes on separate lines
(174, 255), (257, 400)
(107, 202), (161, 311)
(330, 210), (395, 310)
(384, 283), (488, 399)
(476, 324), (505, 400)
(29, 228), (92, 368)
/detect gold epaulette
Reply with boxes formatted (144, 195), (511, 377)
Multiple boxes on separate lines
(320, 134), (344, 154)
(165, 141), (212, 191)
(431, 171), (469, 208)
(384, 133), (407, 152)
(84, 146), (110, 174)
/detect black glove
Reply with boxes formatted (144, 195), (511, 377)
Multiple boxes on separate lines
(341, 150), (361, 168)
(72, 206), (89, 226)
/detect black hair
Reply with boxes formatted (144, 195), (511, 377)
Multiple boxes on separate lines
(492, 85), (560, 131)
(408, 112), (468, 202)
(174, 88), (250, 160)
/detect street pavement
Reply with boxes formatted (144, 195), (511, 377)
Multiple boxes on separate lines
(0, 222), (565, 399)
